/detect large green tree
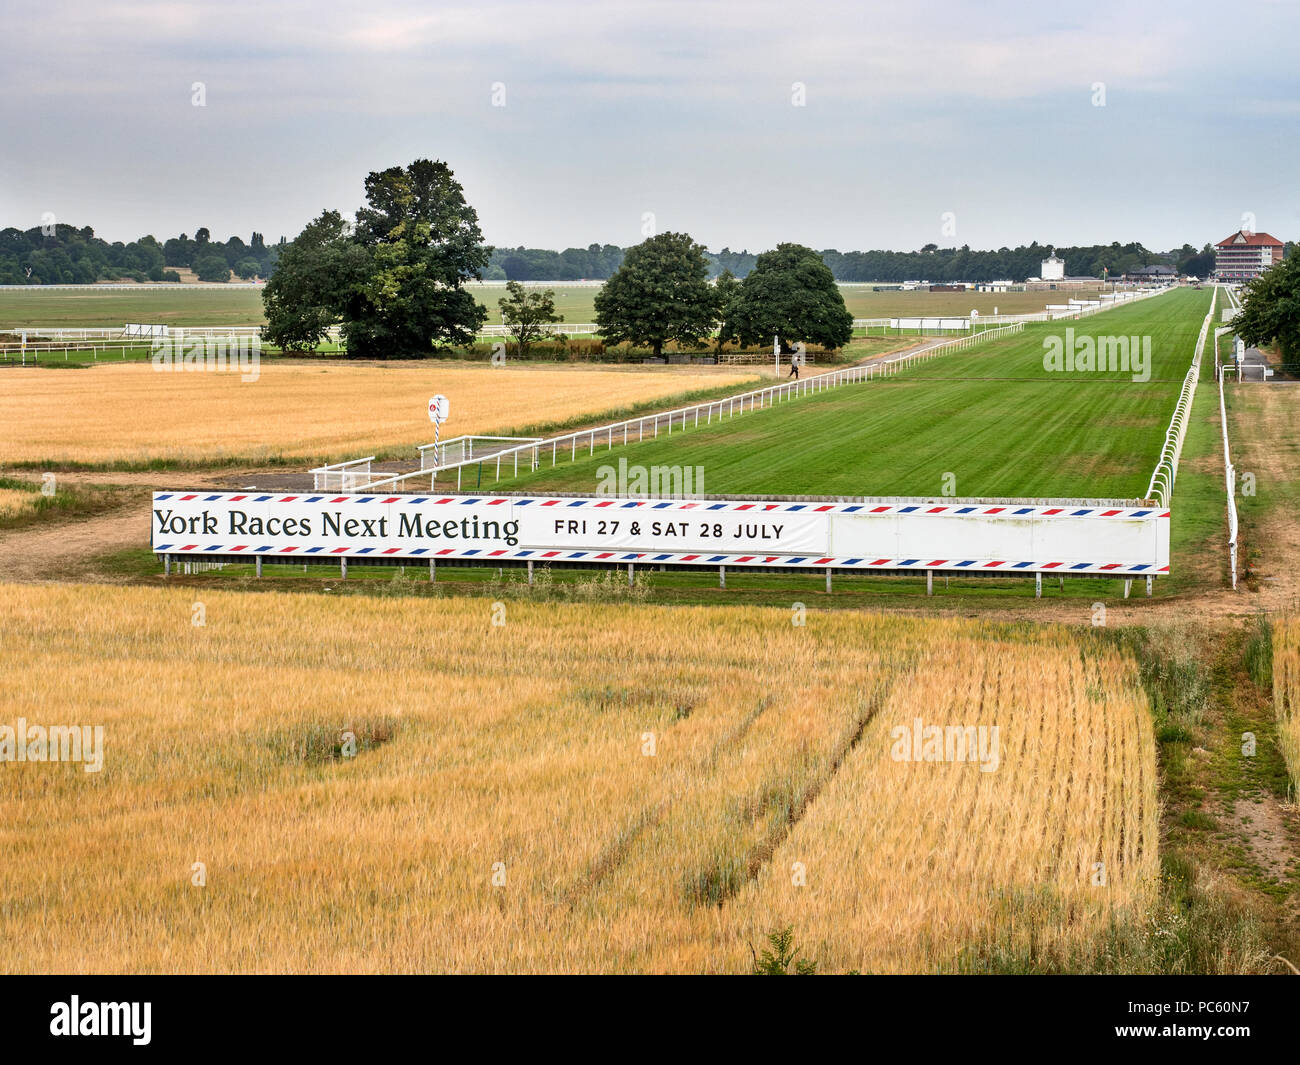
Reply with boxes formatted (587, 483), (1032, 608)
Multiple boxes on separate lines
(343, 160), (491, 357)
(261, 160), (490, 357)
(733, 244), (853, 352)
(1233, 255), (1300, 371)
(261, 210), (368, 351)
(498, 281), (564, 358)
(594, 232), (717, 357)
(713, 268), (742, 354)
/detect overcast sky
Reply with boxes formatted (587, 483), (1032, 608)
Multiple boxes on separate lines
(3, 0), (1297, 253)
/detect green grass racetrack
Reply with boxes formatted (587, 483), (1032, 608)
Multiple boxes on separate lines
(481, 287), (1212, 500)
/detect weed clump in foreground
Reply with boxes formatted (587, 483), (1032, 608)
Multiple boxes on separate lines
(750, 927), (817, 975)
(264, 717), (398, 766)
(489, 564), (652, 603)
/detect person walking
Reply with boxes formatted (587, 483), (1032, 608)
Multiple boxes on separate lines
(788, 355), (800, 379)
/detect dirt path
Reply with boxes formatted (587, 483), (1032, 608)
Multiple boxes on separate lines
(0, 501), (149, 582)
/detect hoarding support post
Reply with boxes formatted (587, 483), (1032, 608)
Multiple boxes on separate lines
(1035, 571), (1042, 599)
(627, 563), (634, 587)
(429, 558), (436, 583)
(927, 570), (933, 596)
(1123, 579), (1132, 599)
(1146, 575), (1153, 597)
(527, 560), (533, 586)
(719, 566), (726, 589)
(341, 557), (348, 580)
(164, 554), (170, 577)
(256, 556), (262, 578)
(826, 567), (832, 594)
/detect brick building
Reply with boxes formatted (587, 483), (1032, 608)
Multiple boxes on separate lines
(1214, 230), (1284, 281)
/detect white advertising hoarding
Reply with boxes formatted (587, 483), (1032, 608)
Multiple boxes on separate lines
(152, 493), (1170, 576)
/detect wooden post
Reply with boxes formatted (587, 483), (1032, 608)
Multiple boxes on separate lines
(256, 556), (262, 578)
(1146, 575), (1153, 597)
(825, 567), (832, 594)
(719, 566), (726, 589)
(927, 570), (933, 596)
(1123, 578), (1132, 599)
(1035, 571), (1042, 599)
(627, 562), (634, 587)
(429, 558), (436, 582)
(341, 557), (348, 579)
(527, 560), (534, 585)
(164, 554), (170, 576)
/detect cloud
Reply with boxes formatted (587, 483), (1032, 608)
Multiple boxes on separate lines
(3, 0), (1298, 249)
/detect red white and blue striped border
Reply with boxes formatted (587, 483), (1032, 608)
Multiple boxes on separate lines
(149, 543), (1167, 574)
(153, 492), (1168, 520)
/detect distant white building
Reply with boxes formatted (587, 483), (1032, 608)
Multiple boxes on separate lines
(1040, 253), (1065, 281)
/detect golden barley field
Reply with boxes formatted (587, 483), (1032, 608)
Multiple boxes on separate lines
(1271, 618), (1300, 789)
(0, 584), (1158, 974)
(0, 488), (38, 518)
(0, 362), (759, 467)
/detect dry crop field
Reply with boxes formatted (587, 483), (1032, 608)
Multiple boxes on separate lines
(0, 487), (39, 519)
(0, 362), (759, 468)
(1271, 619), (1300, 789)
(0, 584), (1158, 974)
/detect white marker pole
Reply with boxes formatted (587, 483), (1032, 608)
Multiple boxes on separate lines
(429, 394), (450, 468)
(773, 335), (779, 379)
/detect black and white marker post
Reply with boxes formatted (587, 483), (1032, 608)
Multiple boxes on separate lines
(428, 393), (450, 481)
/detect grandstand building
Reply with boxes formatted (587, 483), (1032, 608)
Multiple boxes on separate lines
(1214, 230), (1283, 281)
(1039, 253), (1065, 281)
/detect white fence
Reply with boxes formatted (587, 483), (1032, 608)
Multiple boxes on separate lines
(0, 337), (153, 362)
(351, 322), (1027, 493)
(309, 457), (375, 492)
(417, 436), (543, 471)
(1145, 287), (1218, 507)
(853, 286), (1174, 332)
(478, 323), (599, 338)
(12, 325), (278, 340)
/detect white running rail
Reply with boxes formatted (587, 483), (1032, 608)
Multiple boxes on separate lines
(309, 457), (375, 492)
(1145, 287), (1218, 507)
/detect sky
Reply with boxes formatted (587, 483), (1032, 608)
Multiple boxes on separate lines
(2, 0), (1298, 253)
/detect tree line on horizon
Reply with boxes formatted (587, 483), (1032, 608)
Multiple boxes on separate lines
(489, 241), (1237, 283)
(0, 225), (283, 285)
(9, 218), (1289, 288)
